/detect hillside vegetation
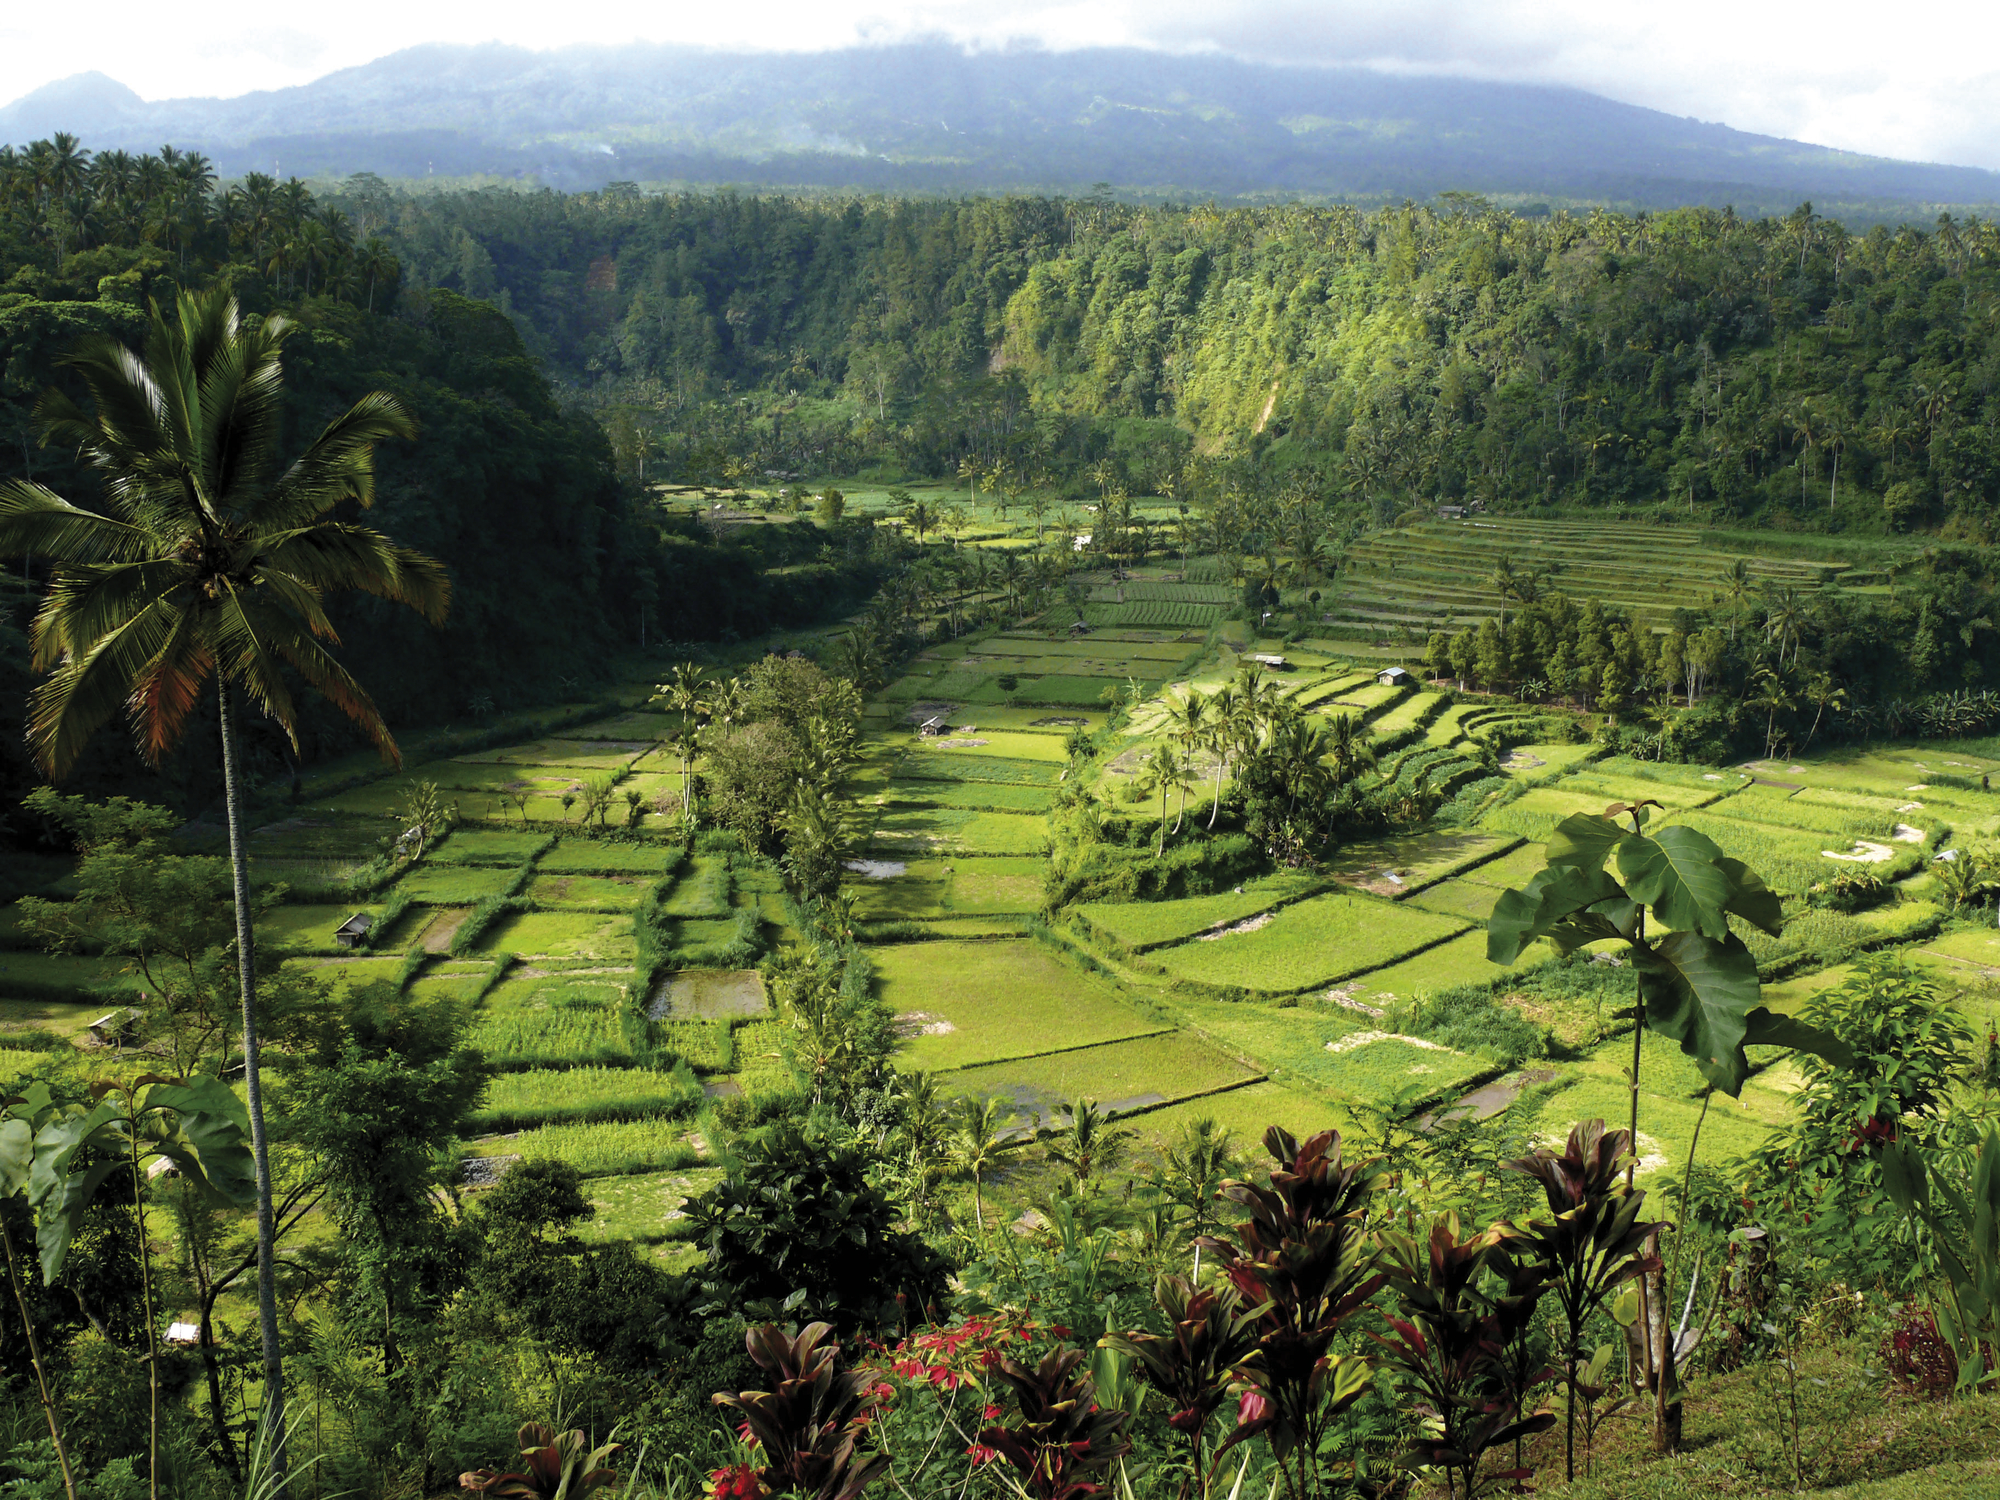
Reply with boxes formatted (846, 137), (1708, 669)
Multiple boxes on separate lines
(348, 185), (2000, 542)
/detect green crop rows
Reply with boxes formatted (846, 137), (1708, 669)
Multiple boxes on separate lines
(1150, 894), (1467, 993)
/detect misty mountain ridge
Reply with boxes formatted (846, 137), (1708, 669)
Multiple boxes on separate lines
(5, 41), (1998, 218)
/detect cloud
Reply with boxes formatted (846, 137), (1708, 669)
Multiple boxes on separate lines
(5, 0), (2000, 169)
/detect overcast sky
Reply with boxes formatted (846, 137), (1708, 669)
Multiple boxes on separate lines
(6, 0), (2000, 170)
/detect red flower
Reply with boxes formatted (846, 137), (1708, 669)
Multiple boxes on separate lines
(965, 1445), (999, 1467)
(1237, 1390), (1273, 1426)
(1051, 1325), (1071, 1339)
(983, 1405), (1002, 1421)
(707, 1465), (764, 1500)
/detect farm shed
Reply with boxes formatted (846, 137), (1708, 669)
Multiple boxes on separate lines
(1247, 653), (1289, 669)
(334, 912), (374, 949)
(87, 1008), (140, 1044)
(917, 715), (951, 737)
(1376, 667), (1411, 687)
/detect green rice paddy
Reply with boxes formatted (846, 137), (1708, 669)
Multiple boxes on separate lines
(1148, 893), (1467, 993)
(873, 938), (1166, 1071)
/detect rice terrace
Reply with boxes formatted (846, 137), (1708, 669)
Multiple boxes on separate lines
(8, 507), (1987, 1240)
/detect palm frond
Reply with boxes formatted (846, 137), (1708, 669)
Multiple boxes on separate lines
(260, 524), (450, 623)
(122, 605), (218, 766)
(30, 596), (197, 775)
(215, 589), (397, 762)
(40, 341), (174, 493)
(31, 562), (192, 671)
(0, 483), (159, 565)
(197, 314), (290, 521)
(257, 391), (418, 527)
(252, 568), (340, 642)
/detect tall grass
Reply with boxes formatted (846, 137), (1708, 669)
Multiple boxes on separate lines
(471, 978), (639, 1070)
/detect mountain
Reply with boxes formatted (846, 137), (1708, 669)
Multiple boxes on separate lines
(7, 42), (2000, 215)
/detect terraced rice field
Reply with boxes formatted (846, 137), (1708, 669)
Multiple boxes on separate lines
(1329, 516), (1856, 641)
(1148, 893), (1468, 993)
(873, 939), (1166, 1071)
(943, 1032), (1260, 1123)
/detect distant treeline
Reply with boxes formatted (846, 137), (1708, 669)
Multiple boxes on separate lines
(332, 183), (2000, 538)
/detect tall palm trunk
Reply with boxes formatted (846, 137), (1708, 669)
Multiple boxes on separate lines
(1208, 750), (1226, 828)
(218, 679), (286, 1479)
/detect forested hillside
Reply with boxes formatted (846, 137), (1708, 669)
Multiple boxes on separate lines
(0, 142), (888, 809)
(357, 184), (2000, 538)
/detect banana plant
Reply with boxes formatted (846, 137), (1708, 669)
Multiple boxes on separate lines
(1881, 1126), (2000, 1391)
(31, 1074), (256, 1500)
(0, 1086), (76, 1500)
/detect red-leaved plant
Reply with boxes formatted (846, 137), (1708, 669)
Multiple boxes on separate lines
(1196, 1127), (1383, 1500)
(1370, 1213), (1556, 1500)
(1100, 1275), (1262, 1499)
(1503, 1119), (1659, 1483)
(714, 1322), (890, 1500)
(460, 1423), (621, 1500)
(1882, 1304), (1958, 1398)
(978, 1345), (1133, 1500)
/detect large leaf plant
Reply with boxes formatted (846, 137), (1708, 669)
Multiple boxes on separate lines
(1486, 803), (1849, 1450)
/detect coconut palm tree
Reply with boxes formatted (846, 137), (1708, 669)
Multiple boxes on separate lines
(1143, 742), (1191, 856)
(0, 287), (448, 1475)
(1162, 688), (1210, 831)
(953, 1096), (1028, 1233)
(1716, 559), (1755, 641)
(1763, 587), (1805, 667)
(1324, 711), (1376, 785)
(650, 662), (708, 828)
(1045, 1097), (1132, 1184)
(1204, 681), (1247, 829)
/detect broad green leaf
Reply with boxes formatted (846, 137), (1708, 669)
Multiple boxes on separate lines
(1741, 1008), (1853, 1068)
(1545, 814), (1629, 873)
(1632, 928), (1763, 1096)
(1879, 1141), (1927, 1215)
(141, 1077), (255, 1208)
(0, 1119), (31, 1198)
(1716, 857), (1785, 937)
(141, 1075), (248, 1133)
(1487, 864), (1625, 965)
(36, 1157), (122, 1284)
(1617, 826), (1735, 938)
(1543, 907), (1630, 954)
(28, 1102), (122, 1210)
(1581, 895), (1641, 942)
